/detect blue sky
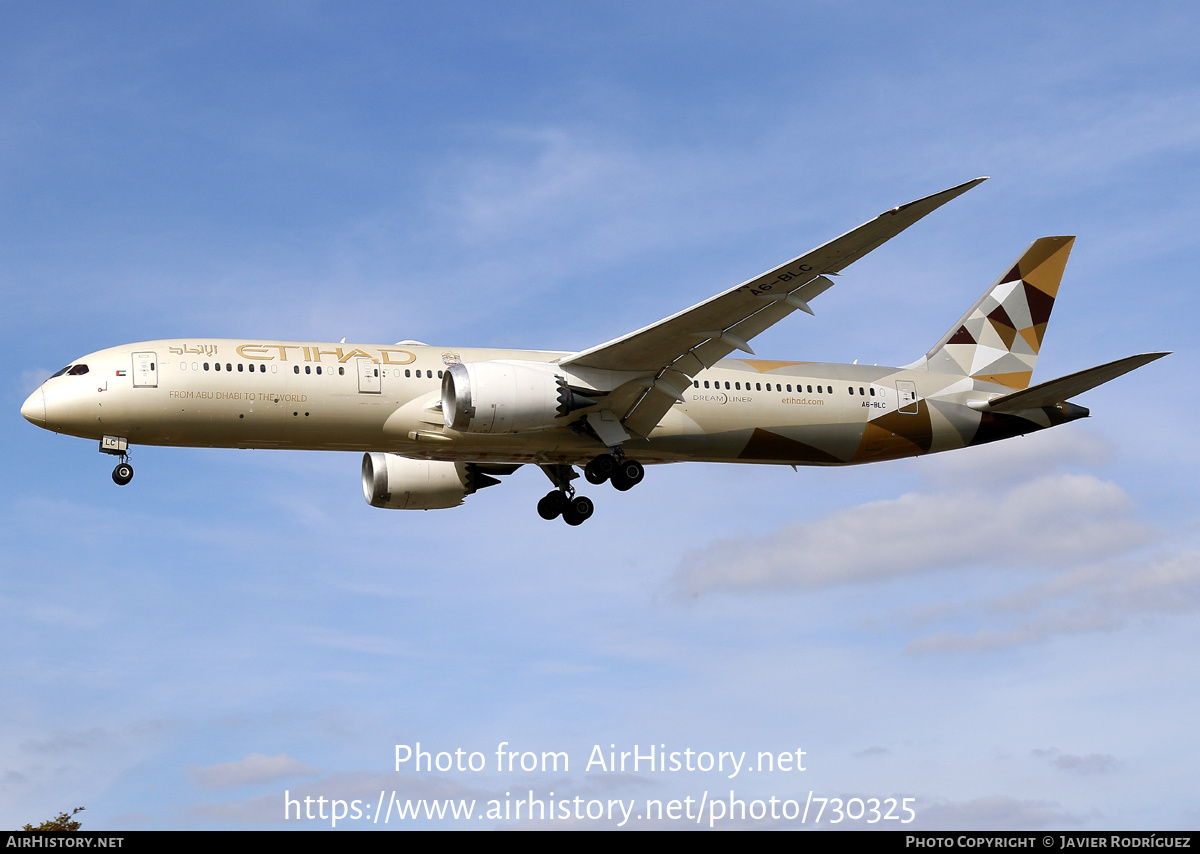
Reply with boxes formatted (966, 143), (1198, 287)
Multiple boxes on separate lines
(3, 1), (1198, 830)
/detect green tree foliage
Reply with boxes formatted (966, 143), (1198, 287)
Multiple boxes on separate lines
(21, 806), (84, 831)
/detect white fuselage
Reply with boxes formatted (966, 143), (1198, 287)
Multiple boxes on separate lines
(21, 337), (1045, 469)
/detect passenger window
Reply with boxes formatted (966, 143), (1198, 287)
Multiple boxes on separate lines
(405, 369), (411, 378)
(787, 385), (792, 392)
(339, 367), (345, 375)
(294, 366), (300, 374)
(438, 370), (443, 379)
(214, 363), (221, 371)
(316, 366), (322, 375)
(735, 382), (741, 390)
(870, 388), (875, 396)
(237, 364), (244, 372)
(203, 363), (210, 371)
(703, 381), (709, 389)
(305, 366), (311, 374)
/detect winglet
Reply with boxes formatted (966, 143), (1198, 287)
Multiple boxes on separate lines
(832, 177), (988, 270)
(886, 177), (988, 217)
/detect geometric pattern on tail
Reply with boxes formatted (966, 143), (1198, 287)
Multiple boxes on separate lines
(924, 236), (1074, 389)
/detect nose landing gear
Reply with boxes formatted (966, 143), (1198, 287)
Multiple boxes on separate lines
(100, 435), (133, 486)
(111, 460), (134, 486)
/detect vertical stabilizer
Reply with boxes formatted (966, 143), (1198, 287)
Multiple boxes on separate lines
(918, 236), (1074, 389)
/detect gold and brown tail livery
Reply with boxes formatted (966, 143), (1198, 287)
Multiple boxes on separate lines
(923, 236), (1075, 390)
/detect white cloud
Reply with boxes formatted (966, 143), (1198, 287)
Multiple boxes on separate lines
(1041, 748), (1123, 777)
(672, 474), (1154, 597)
(907, 550), (1200, 652)
(923, 429), (1114, 489)
(189, 753), (318, 790)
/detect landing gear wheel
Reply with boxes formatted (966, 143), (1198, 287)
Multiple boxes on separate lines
(610, 458), (644, 492)
(584, 453), (616, 484)
(561, 495), (594, 526)
(112, 462), (134, 486)
(537, 490), (567, 520)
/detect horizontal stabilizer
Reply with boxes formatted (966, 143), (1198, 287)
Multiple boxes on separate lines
(980, 352), (1169, 413)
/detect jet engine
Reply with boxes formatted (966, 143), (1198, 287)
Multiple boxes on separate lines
(361, 453), (505, 510)
(441, 361), (595, 434)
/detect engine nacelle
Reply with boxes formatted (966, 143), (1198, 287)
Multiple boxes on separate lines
(361, 453), (484, 510)
(441, 361), (594, 434)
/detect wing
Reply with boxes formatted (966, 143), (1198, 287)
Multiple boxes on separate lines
(561, 177), (988, 439)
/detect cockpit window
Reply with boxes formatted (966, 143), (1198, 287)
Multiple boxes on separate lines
(67, 365), (90, 376)
(50, 366), (72, 378)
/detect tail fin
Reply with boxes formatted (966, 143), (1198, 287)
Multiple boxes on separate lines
(919, 236), (1075, 389)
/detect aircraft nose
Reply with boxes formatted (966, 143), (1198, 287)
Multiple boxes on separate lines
(21, 387), (46, 425)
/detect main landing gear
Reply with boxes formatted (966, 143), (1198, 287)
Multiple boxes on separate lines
(537, 453), (645, 525)
(584, 453), (644, 491)
(537, 490), (594, 526)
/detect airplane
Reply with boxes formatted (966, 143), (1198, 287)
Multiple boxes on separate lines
(21, 177), (1167, 525)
